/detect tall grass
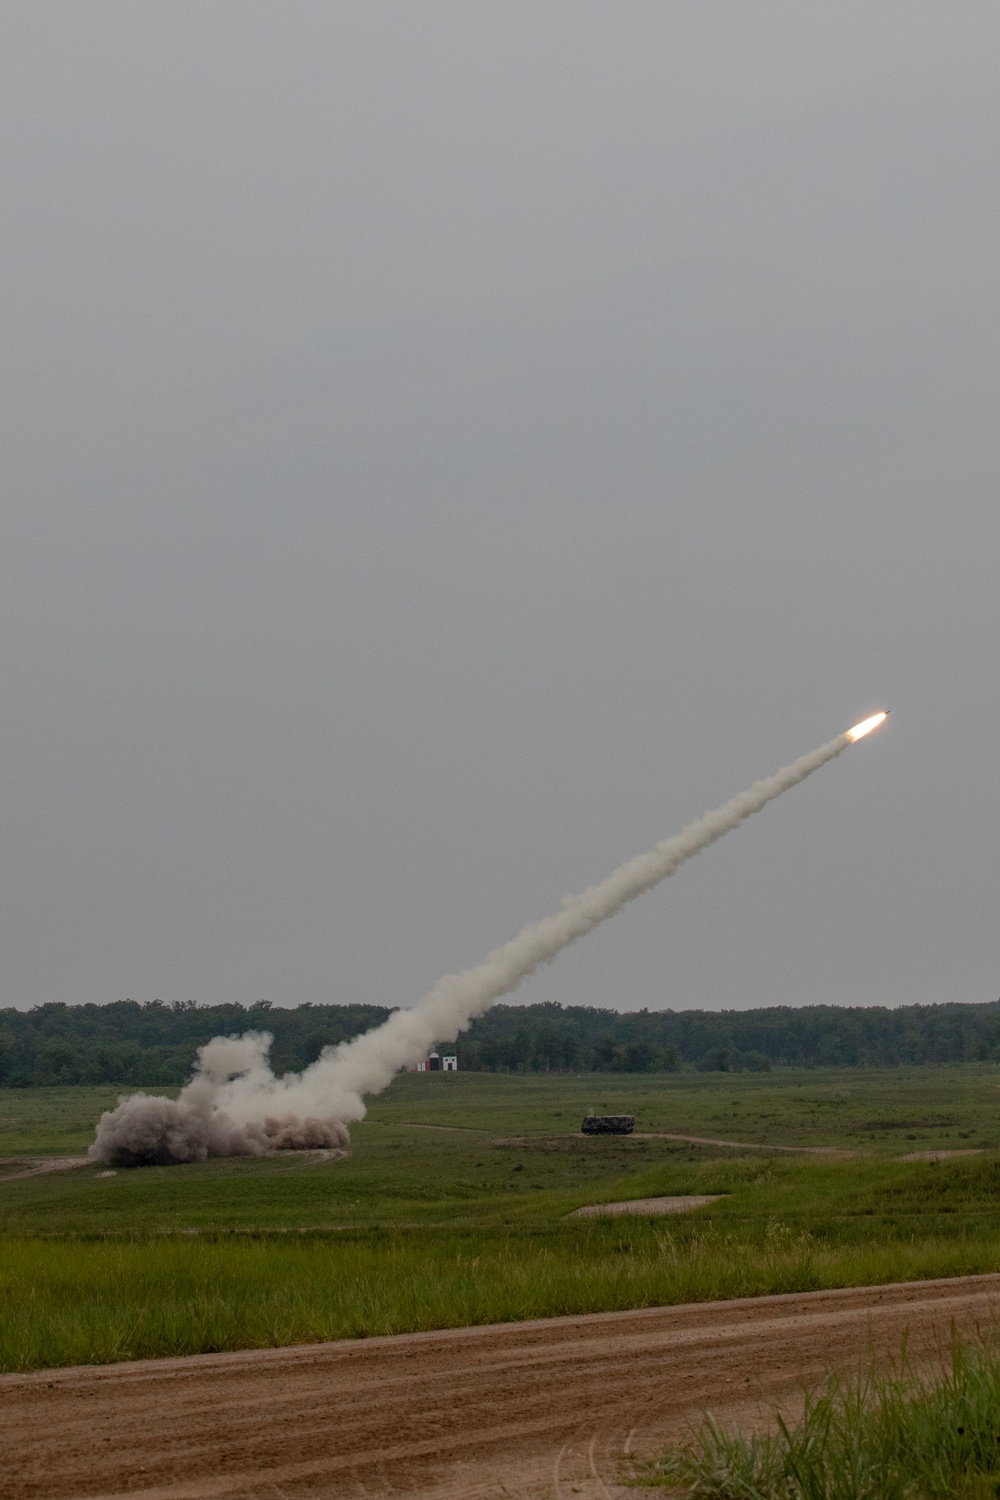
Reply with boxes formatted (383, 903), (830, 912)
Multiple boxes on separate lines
(642, 1337), (1000, 1498)
(3, 1224), (1000, 1373)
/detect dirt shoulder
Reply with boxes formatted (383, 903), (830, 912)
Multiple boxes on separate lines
(5, 1274), (1000, 1500)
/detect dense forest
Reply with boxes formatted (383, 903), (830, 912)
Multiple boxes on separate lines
(2, 997), (1000, 1087)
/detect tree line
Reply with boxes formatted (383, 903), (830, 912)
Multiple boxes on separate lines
(2, 996), (1000, 1088)
(0, 1000), (392, 1089)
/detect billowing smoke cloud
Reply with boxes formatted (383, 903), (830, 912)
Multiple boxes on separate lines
(91, 727), (863, 1165)
(88, 1032), (350, 1166)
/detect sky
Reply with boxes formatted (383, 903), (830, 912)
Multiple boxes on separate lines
(1, 2), (997, 1015)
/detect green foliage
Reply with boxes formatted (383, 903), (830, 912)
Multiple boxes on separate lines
(461, 998), (1000, 1073)
(3, 1230), (1000, 1377)
(643, 1337), (1000, 1497)
(4, 1070), (1000, 1372)
(3, 997), (1000, 1087)
(0, 999), (393, 1087)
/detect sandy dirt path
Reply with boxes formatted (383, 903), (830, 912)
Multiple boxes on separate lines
(493, 1132), (848, 1153)
(0, 1156), (91, 1181)
(5, 1275), (1000, 1500)
(630, 1132), (849, 1153)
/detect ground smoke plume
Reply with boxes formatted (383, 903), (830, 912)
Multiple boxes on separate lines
(91, 729), (857, 1165)
(88, 1033), (350, 1166)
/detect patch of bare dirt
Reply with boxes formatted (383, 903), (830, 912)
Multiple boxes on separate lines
(570, 1194), (724, 1217)
(492, 1132), (853, 1154)
(632, 1132), (853, 1154)
(0, 1156), (90, 1182)
(898, 1148), (985, 1161)
(4, 1275), (1000, 1500)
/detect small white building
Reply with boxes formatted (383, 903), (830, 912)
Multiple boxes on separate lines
(411, 1051), (458, 1072)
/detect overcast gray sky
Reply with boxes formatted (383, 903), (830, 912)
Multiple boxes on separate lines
(1, 2), (998, 1014)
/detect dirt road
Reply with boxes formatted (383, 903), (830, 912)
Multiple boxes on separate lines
(0, 1156), (90, 1181)
(630, 1131), (849, 1153)
(5, 1275), (1000, 1500)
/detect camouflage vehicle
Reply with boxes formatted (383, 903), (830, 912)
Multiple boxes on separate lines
(580, 1114), (635, 1135)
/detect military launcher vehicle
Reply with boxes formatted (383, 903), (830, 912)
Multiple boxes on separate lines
(580, 1114), (635, 1135)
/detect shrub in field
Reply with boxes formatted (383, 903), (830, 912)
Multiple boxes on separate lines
(642, 1336), (1000, 1498)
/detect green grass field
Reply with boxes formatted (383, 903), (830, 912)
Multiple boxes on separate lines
(2, 1067), (1000, 1371)
(643, 1336), (1000, 1496)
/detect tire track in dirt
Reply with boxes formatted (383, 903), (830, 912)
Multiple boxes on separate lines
(631, 1132), (851, 1153)
(492, 1132), (851, 1153)
(0, 1156), (90, 1181)
(5, 1274), (1000, 1500)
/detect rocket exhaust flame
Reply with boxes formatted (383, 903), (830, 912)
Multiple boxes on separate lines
(89, 712), (888, 1166)
(846, 711), (888, 742)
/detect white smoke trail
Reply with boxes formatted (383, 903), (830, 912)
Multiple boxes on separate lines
(314, 728), (855, 1109)
(90, 723), (875, 1164)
